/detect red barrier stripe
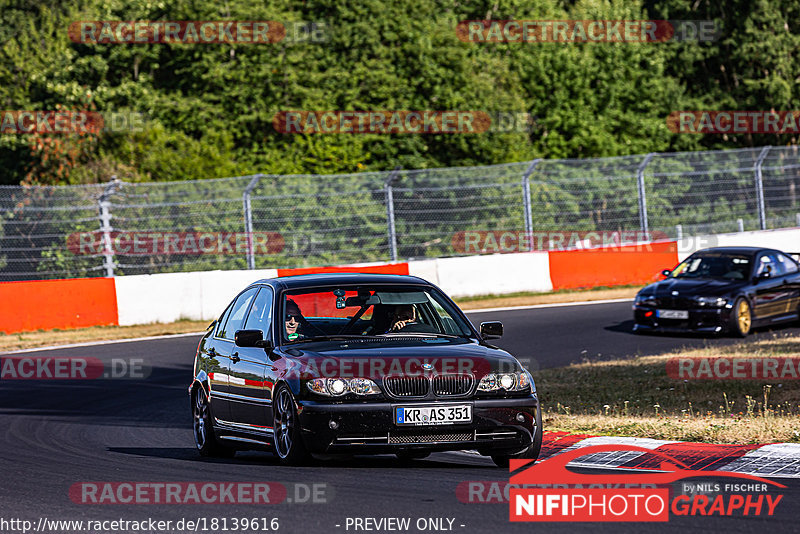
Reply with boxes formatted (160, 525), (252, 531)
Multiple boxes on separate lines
(539, 431), (597, 459)
(277, 263), (409, 277)
(0, 278), (118, 334)
(548, 242), (679, 290)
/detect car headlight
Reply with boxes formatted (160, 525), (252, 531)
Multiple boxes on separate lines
(635, 294), (657, 306)
(306, 377), (382, 396)
(693, 296), (727, 307)
(478, 371), (531, 392)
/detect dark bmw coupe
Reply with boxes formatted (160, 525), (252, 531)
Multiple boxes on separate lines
(633, 247), (800, 336)
(189, 273), (542, 466)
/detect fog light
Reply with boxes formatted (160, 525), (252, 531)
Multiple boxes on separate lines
(329, 420), (339, 430)
(516, 413), (525, 422)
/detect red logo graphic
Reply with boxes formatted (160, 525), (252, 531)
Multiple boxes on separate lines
(509, 445), (785, 522)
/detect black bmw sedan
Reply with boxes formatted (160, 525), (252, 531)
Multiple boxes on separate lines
(189, 273), (542, 466)
(633, 247), (800, 336)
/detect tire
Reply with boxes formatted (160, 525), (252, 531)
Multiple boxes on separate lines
(396, 450), (431, 462)
(728, 297), (752, 337)
(192, 387), (235, 458)
(272, 385), (311, 465)
(491, 406), (543, 468)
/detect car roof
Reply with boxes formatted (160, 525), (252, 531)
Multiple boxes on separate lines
(693, 246), (774, 256)
(251, 272), (432, 290)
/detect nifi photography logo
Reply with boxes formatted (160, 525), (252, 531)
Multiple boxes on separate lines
(508, 445), (785, 522)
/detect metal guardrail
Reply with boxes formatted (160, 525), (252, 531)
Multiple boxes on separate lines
(1, 145), (799, 280)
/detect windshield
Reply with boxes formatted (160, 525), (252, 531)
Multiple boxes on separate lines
(280, 285), (474, 343)
(669, 253), (752, 280)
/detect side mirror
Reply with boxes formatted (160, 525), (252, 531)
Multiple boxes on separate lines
(758, 265), (773, 279)
(661, 269), (672, 277)
(235, 329), (269, 348)
(480, 321), (503, 339)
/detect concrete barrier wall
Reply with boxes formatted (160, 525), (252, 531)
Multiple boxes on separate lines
(408, 252), (552, 297)
(115, 269), (278, 326)
(4, 227), (799, 332)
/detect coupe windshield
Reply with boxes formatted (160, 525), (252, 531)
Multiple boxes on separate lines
(280, 285), (474, 343)
(670, 253), (752, 280)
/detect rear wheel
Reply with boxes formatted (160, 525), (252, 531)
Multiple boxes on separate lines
(273, 386), (311, 465)
(192, 387), (235, 458)
(729, 297), (752, 337)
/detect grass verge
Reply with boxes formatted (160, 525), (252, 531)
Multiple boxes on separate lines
(538, 333), (800, 444)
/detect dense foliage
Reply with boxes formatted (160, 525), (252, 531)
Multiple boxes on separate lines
(1, 0), (799, 185)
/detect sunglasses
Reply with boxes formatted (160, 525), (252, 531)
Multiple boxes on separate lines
(285, 314), (300, 322)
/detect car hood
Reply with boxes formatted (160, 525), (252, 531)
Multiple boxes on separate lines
(640, 277), (745, 297)
(279, 338), (521, 378)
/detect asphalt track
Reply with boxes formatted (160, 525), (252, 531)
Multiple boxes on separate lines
(2, 300), (800, 534)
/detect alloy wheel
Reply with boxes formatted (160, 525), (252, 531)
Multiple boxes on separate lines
(274, 388), (295, 458)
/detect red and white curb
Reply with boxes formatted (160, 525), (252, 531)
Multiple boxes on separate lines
(541, 431), (800, 479)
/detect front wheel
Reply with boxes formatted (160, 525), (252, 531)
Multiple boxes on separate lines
(729, 297), (752, 337)
(491, 408), (543, 468)
(272, 385), (311, 465)
(192, 387), (235, 458)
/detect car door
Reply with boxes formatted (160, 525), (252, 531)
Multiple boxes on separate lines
(751, 252), (788, 319)
(211, 286), (259, 424)
(228, 286), (276, 430)
(775, 252), (800, 316)
(204, 303), (235, 423)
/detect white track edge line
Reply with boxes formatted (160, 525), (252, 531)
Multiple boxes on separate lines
(0, 331), (206, 355)
(3, 298), (632, 354)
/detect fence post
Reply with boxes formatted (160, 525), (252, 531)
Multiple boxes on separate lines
(755, 146), (771, 230)
(636, 153), (655, 235)
(243, 174), (263, 270)
(521, 159), (542, 250)
(98, 177), (120, 278)
(384, 166), (402, 262)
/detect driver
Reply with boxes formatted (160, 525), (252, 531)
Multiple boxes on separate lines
(387, 304), (436, 334)
(285, 299), (305, 340)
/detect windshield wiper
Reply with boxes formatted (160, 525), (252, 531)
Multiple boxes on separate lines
(289, 335), (365, 343)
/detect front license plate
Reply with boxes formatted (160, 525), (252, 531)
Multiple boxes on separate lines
(395, 404), (472, 426)
(657, 309), (689, 319)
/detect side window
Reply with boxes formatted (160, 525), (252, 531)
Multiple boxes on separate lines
(776, 253), (799, 274)
(757, 254), (782, 276)
(243, 287), (274, 338)
(218, 287), (259, 340)
(215, 304), (234, 337)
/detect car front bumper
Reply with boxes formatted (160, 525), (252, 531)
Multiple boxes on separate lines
(633, 305), (732, 333)
(296, 395), (540, 454)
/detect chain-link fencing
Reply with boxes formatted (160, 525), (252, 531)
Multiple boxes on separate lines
(1, 145), (799, 281)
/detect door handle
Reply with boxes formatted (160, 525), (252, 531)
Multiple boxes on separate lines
(208, 347), (217, 357)
(231, 352), (240, 363)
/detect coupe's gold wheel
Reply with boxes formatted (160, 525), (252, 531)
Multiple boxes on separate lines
(737, 299), (751, 334)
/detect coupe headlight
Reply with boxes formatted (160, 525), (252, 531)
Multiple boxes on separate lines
(693, 296), (727, 307)
(478, 371), (531, 392)
(306, 377), (382, 396)
(635, 294), (657, 306)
